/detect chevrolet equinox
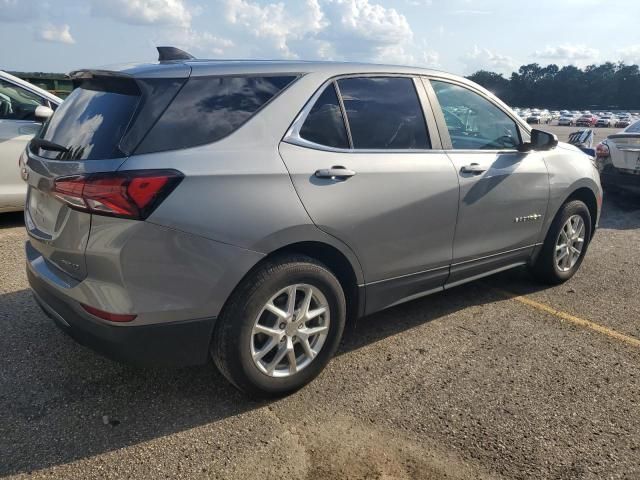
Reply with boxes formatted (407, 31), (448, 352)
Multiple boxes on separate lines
(24, 47), (602, 396)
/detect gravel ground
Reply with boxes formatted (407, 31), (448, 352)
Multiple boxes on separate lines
(1, 189), (639, 479)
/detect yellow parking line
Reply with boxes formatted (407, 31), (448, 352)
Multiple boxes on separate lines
(493, 288), (640, 348)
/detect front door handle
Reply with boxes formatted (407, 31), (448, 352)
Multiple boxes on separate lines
(315, 166), (356, 180)
(460, 163), (486, 175)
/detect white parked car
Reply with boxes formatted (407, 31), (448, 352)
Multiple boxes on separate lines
(0, 71), (62, 212)
(596, 119), (640, 194)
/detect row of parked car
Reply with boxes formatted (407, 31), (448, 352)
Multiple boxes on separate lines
(513, 107), (639, 128)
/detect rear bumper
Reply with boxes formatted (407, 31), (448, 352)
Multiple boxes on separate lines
(27, 264), (215, 367)
(599, 165), (640, 193)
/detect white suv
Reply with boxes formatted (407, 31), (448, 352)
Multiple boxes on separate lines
(0, 71), (62, 212)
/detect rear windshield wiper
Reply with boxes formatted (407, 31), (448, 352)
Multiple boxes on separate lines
(30, 138), (69, 153)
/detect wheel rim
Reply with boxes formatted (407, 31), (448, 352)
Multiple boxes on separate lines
(250, 284), (330, 378)
(555, 214), (585, 272)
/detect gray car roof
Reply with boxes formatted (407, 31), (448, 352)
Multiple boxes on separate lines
(83, 59), (457, 81)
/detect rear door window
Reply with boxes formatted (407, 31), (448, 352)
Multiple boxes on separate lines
(336, 77), (430, 150)
(137, 75), (297, 153)
(299, 83), (349, 149)
(37, 77), (141, 160)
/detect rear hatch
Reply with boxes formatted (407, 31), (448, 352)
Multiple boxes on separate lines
(24, 68), (189, 280)
(607, 133), (640, 172)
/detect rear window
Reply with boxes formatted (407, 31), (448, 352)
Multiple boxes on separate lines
(137, 75), (297, 154)
(626, 121), (640, 133)
(38, 78), (140, 160)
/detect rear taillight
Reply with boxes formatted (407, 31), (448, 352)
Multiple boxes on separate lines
(596, 143), (610, 158)
(52, 170), (183, 220)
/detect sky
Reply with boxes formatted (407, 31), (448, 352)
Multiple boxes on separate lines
(1, 0), (640, 76)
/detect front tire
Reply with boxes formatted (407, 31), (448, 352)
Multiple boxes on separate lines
(530, 200), (592, 285)
(211, 254), (346, 397)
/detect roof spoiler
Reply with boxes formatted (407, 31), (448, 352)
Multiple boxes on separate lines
(157, 46), (195, 62)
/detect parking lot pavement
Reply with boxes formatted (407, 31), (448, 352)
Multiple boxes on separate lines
(1, 194), (639, 480)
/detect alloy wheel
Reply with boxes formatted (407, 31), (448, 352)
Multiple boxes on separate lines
(250, 284), (330, 378)
(555, 214), (585, 272)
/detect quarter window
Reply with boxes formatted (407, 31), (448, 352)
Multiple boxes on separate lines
(337, 77), (430, 150)
(299, 83), (349, 149)
(138, 75), (297, 153)
(0, 79), (45, 121)
(430, 80), (520, 150)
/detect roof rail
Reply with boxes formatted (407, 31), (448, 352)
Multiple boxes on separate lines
(156, 46), (195, 62)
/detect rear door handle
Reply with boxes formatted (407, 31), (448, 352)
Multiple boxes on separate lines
(460, 163), (486, 175)
(314, 166), (356, 180)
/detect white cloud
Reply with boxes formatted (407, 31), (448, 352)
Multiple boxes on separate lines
(461, 46), (514, 74)
(35, 23), (75, 44)
(320, 0), (414, 62)
(91, 0), (192, 28)
(532, 44), (600, 65)
(167, 29), (235, 57)
(618, 45), (640, 65)
(223, 0), (417, 64)
(225, 0), (327, 58)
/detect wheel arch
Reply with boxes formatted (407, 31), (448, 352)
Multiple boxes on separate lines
(564, 186), (599, 239)
(221, 230), (366, 323)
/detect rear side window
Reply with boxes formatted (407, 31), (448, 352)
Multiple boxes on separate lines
(38, 78), (140, 160)
(299, 83), (349, 149)
(137, 75), (297, 153)
(337, 77), (430, 149)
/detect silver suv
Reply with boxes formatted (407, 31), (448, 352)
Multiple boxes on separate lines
(25, 48), (602, 396)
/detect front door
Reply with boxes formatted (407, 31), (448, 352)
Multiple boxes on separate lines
(426, 78), (549, 285)
(280, 76), (460, 313)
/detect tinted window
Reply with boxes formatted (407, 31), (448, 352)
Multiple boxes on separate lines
(0, 79), (44, 121)
(431, 80), (520, 150)
(299, 83), (349, 149)
(38, 78), (140, 160)
(626, 121), (640, 133)
(138, 75), (297, 153)
(337, 77), (430, 149)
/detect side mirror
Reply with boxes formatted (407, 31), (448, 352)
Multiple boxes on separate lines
(519, 128), (558, 152)
(35, 105), (54, 121)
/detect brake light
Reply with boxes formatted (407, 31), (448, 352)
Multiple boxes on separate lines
(596, 143), (610, 158)
(81, 304), (137, 322)
(52, 170), (183, 219)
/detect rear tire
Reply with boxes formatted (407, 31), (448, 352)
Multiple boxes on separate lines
(530, 200), (592, 285)
(211, 254), (346, 398)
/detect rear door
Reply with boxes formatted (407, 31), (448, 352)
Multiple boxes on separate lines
(0, 78), (49, 210)
(279, 75), (460, 313)
(425, 78), (549, 285)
